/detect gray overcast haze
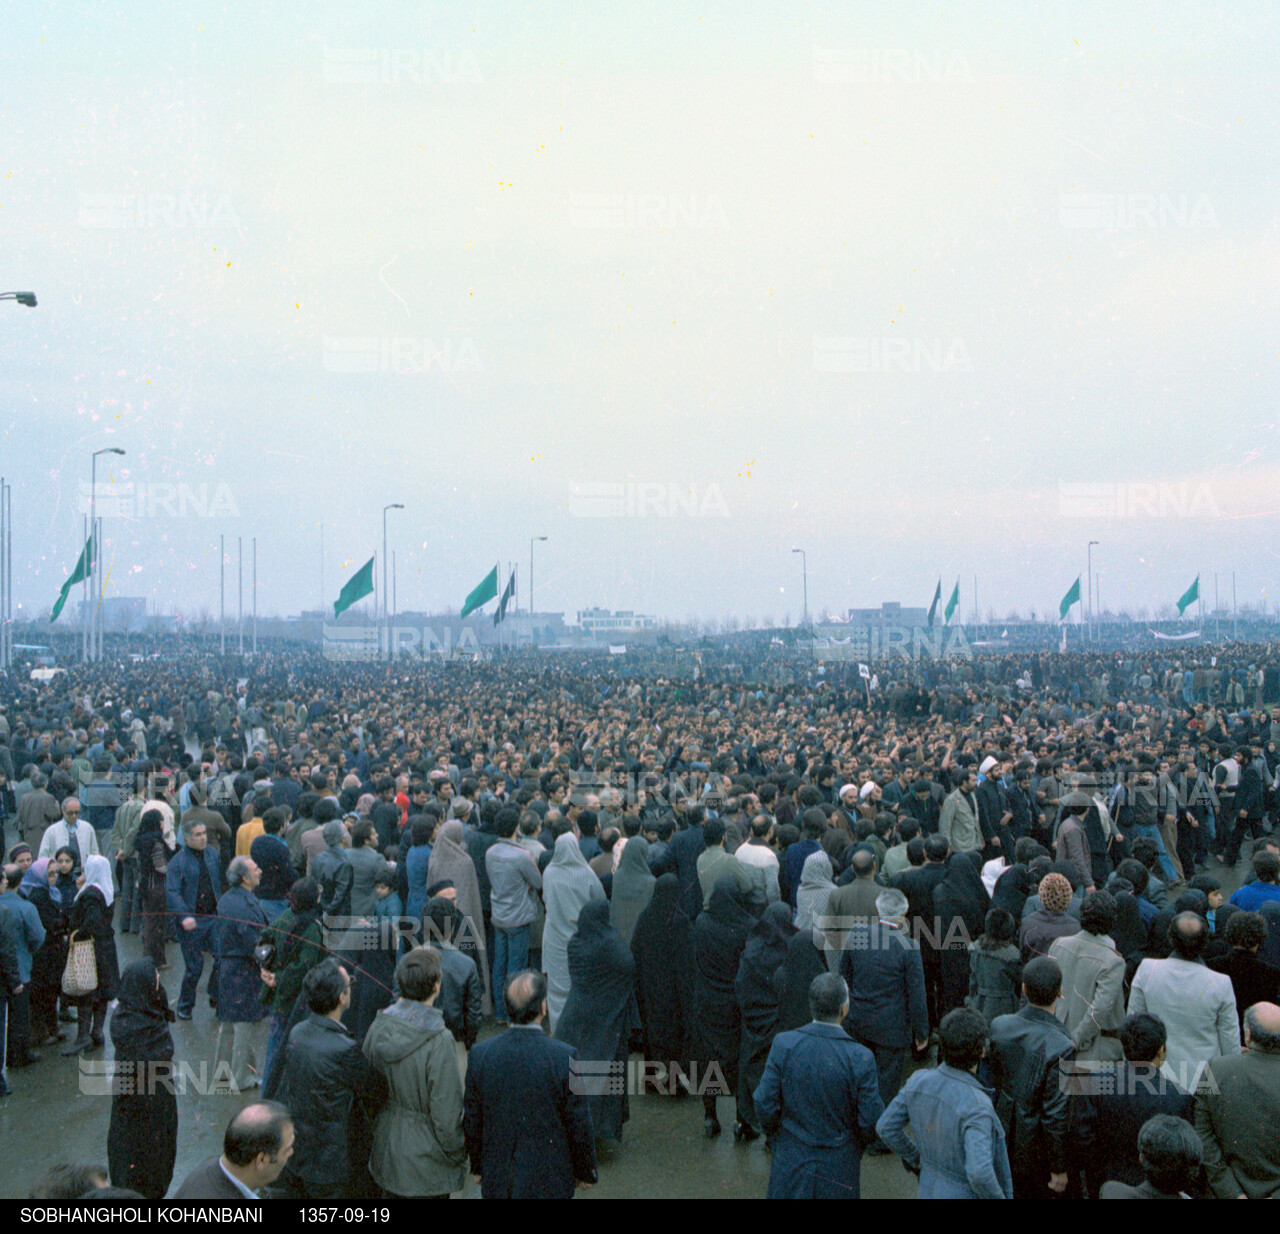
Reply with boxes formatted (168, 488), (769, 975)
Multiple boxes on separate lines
(3, 2), (1278, 625)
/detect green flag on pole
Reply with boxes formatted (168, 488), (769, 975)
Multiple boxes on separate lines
(1176, 575), (1200, 617)
(943, 579), (960, 624)
(1059, 576), (1081, 620)
(49, 532), (95, 623)
(494, 570), (516, 626)
(333, 556), (375, 618)
(461, 566), (498, 619)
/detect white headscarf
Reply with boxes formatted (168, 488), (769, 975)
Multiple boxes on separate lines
(78, 853), (115, 906)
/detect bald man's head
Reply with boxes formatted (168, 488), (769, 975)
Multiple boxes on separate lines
(1168, 911), (1207, 961)
(224, 1101), (294, 1184)
(504, 969), (547, 1025)
(1245, 1002), (1280, 1052)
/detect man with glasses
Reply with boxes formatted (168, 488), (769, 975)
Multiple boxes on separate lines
(35, 796), (100, 869)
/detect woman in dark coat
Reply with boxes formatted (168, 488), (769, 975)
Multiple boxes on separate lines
(1110, 891), (1150, 991)
(133, 809), (176, 970)
(60, 855), (120, 1055)
(20, 858), (67, 1046)
(107, 959), (177, 1198)
(774, 926), (829, 1035)
(734, 901), (796, 1139)
(631, 873), (696, 1081)
(932, 850), (990, 1017)
(989, 864), (1032, 920)
(693, 878), (754, 1139)
(555, 899), (640, 1152)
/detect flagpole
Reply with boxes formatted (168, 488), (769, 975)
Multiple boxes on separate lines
(220, 533), (225, 657)
(253, 536), (257, 656)
(238, 536), (243, 655)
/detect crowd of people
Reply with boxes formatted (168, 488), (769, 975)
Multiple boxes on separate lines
(4, 637), (1280, 1200)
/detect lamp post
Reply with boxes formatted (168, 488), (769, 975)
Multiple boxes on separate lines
(530, 536), (547, 617)
(383, 503), (403, 658)
(220, 533), (225, 656)
(0, 292), (36, 307)
(252, 536), (258, 656)
(791, 548), (808, 628)
(0, 477), (8, 670)
(1087, 541), (1098, 642)
(89, 447), (126, 661)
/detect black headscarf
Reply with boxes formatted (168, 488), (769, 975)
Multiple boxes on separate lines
(280, 878), (322, 967)
(631, 873), (696, 1066)
(695, 879), (755, 997)
(1259, 901), (1280, 969)
(1111, 891), (1149, 960)
(934, 850), (990, 932)
(556, 899), (639, 1065)
(735, 901), (796, 1039)
(774, 927), (830, 1034)
(990, 865), (1032, 918)
(109, 959), (175, 1063)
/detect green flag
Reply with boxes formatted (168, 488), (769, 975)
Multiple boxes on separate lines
(1059, 576), (1081, 620)
(494, 570), (516, 626)
(461, 566), (498, 619)
(49, 532), (95, 623)
(333, 556), (375, 618)
(1176, 575), (1200, 617)
(943, 579), (960, 624)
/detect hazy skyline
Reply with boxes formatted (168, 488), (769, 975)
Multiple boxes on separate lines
(4, 3), (1277, 624)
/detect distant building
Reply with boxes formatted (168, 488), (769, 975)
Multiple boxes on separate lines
(575, 608), (660, 635)
(76, 596), (148, 632)
(843, 601), (929, 628)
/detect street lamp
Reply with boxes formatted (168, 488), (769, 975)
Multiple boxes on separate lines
(0, 292), (36, 308)
(383, 504), (403, 657)
(89, 447), (126, 661)
(1087, 540), (1099, 642)
(791, 548), (808, 628)
(530, 536), (547, 617)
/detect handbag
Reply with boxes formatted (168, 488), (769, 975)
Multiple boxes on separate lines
(61, 930), (99, 997)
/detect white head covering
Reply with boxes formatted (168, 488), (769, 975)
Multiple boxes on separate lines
(980, 756), (999, 776)
(795, 851), (835, 934)
(859, 781), (876, 801)
(78, 853), (115, 906)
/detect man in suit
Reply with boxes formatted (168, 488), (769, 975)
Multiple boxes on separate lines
(174, 1102), (295, 1199)
(1049, 890), (1126, 1063)
(165, 818), (225, 1020)
(649, 804), (706, 920)
(753, 972), (884, 1199)
(1129, 912), (1240, 1091)
(988, 956), (1076, 1199)
(1098, 1114), (1204, 1199)
(1071, 1012), (1194, 1197)
(892, 834), (951, 1030)
(16, 774), (60, 848)
(838, 888), (929, 1118)
(1194, 1001), (1280, 1199)
(463, 970), (597, 1199)
(1224, 745), (1267, 868)
(827, 848), (881, 934)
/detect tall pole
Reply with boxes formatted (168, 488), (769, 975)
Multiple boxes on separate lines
(252, 536), (258, 655)
(792, 549), (807, 627)
(382, 504), (403, 660)
(0, 476), (6, 670)
(238, 536), (243, 654)
(320, 522), (324, 612)
(1233, 571), (1237, 641)
(88, 455), (96, 662)
(392, 551), (397, 622)
(81, 514), (88, 663)
(974, 575), (978, 627)
(1215, 573), (1219, 641)
(530, 536), (547, 617)
(220, 533), (225, 657)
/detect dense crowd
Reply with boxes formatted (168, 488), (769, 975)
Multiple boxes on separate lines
(5, 639), (1280, 1200)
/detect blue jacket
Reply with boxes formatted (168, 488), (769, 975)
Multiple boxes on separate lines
(463, 1025), (597, 1199)
(165, 842), (224, 918)
(1229, 880), (1280, 912)
(840, 921), (929, 1049)
(877, 1064), (1013, 1198)
(0, 890), (45, 984)
(753, 1021), (884, 1199)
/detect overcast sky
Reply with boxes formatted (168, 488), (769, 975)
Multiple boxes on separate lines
(3, 2), (1277, 625)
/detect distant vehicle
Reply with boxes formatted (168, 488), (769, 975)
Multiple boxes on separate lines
(129, 653), (145, 663)
(14, 643), (56, 667)
(30, 667), (66, 682)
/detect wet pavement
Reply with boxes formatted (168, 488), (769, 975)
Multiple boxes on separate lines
(1, 855), (1248, 1200)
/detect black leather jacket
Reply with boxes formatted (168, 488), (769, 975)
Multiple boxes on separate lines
(987, 1005), (1076, 1175)
(279, 1013), (387, 1185)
